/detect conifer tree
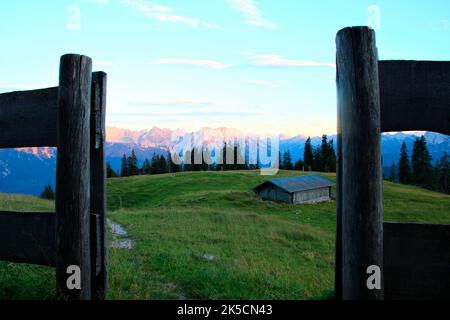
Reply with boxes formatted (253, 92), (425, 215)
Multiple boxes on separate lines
(107, 162), (118, 178)
(282, 150), (293, 170)
(411, 136), (432, 187)
(120, 154), (128, 177)
(141, 158), (151, 175)
(312, 146), (322, 172)
(40, 184), (55, 200)
(294, 159), (304, 171)
(168, 151), (181, 173)
(158, 154), (168, 174)
(436, 152), (450, 194)
(389, 161), (396, 182)
(150, 153), (159, 174)
(304, 137), (313, 171)
(128, 149), (140, 176)
(326, 139), (337, 173)
(397, 142), (412, 184)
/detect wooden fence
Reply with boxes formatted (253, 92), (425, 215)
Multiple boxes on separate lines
(335, 27), (450, 300)
(0, 54), (107, 300)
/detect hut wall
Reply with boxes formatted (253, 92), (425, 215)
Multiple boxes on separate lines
(258, 185), (291, 203)
(293, 187), (330, 204)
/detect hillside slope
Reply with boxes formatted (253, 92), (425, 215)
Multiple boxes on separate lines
(0, 171), (449, 300)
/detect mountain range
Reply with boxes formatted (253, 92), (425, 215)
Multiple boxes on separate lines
(1, 127), (448, 195)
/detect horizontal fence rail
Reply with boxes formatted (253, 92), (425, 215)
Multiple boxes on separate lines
(0, 211), (56, 266)
(0, 87), (58, 148)
(384, 222), (450, 300)
(0, 211), (102, 272)
(379, 60), (450, 135)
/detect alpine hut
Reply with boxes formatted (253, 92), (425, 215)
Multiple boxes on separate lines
(253, 174), (335, 204)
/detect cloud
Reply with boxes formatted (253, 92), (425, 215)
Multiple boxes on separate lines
(251, 54), (336, 68)
(155, 58), (232, 70)
(124, 0), (216, 28)
(124, 0), (171, 12)
(226, 0), (275, 28)
(244, 80), (270, 86)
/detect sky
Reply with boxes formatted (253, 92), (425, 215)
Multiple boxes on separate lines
(1, 0), (449, 137)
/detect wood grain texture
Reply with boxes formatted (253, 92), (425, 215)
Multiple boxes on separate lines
(336, 26), (384, 300)
(384, 223), (450, 300)
(0, 211), (56, 266)
(90, 71), (108, 300)
(334, 109), (343, 300)
(56, 54), (92, 300)
(0, 87), (58, 148)
(379, 60), (450, 135)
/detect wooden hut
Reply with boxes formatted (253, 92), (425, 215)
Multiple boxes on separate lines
(253, 174), (334, 204)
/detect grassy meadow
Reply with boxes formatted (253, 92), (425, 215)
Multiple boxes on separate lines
(0, 170), (449, 300)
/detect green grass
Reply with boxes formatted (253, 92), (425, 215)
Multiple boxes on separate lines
(0, 170), (449, 300)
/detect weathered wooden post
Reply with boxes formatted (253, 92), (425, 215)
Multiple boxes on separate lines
(90, 71), (108, 300)
(336, 27), (384, 300)
(56, 54), (93, 300)
(334, 84), (343, 300)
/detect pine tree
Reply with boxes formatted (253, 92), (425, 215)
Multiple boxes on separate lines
(158, 154), (168, 174)
(411, 136), (432, 187)
(312, 146), (322, 172)
(120, 154), (128, 177)
(150, 153), (159, 174)
(128, 149), (140, 176)
(294, 159), (304, 171)
(282, 150), (293, 170)
(389, 161), (396, 182)
(304, 137), (313, 171)
(436, 152), (450, 194)
(141, 158), (151, 175)
(326, 139), (337, 173)
(40, 184), (55, 200)
(106, 162), (118, 178)
(397, 142), (411, 184)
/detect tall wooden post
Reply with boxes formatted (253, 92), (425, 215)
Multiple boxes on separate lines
(336, 27), (384, 300)
(334, 80), (343, 300)
(56, 54), (93, 300)
(90, 71), (108, 299)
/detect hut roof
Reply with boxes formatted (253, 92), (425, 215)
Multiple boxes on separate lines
(253, 174), (335, 194)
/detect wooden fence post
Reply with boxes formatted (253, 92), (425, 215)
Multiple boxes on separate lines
(334, 87), (343, 300)
(90, 71), (108, 299)
(336, 27), (384, 300)
(56, 54), (93, 300)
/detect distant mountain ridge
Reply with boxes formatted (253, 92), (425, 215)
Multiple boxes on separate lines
(0, 127), (448, 195)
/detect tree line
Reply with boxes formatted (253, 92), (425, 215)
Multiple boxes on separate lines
(107, 134), (338, 179)
(280, 135), (336, 172)
(390, 136), (449, 194)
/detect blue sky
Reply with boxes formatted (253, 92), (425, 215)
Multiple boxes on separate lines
(1, 0), (449, 136)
